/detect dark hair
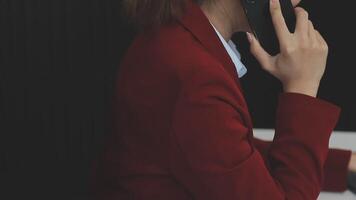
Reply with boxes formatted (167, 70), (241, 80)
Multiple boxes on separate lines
(121, 0), (209, 31)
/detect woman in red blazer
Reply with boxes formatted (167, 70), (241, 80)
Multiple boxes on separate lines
(91, 0), (356, 199)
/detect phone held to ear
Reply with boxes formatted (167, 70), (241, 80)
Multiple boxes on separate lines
(241, 0), (296, 55)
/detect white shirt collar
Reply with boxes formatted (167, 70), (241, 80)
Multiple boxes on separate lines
(210, 24), (247, 78)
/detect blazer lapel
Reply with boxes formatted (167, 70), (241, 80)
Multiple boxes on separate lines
(177, 0), (243, 91)
(177, 0), (254, 131)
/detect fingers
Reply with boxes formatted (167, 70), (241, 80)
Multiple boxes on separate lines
(307, 20), (314, 37)
(270, 0), (291, 46)
(295, 7), (327, 50)
(308, 20), (317, 43)
(246, 32), (274, 72)
(295, 7), (309, 37)
(291, 0), (302, 7)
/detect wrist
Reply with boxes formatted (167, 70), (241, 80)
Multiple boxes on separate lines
(283, 81), (320, 97)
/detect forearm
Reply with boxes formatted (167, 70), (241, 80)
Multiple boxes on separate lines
(322, 149), (352, 191)
(253, 139), (353, 192)
(268, 93), (340, 198)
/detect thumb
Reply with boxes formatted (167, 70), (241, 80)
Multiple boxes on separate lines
(246, 32), (274, 72)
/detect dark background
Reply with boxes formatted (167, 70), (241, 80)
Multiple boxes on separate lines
(1, 0), (355, 199)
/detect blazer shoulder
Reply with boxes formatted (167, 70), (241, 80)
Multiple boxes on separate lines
(120, 22), (238, 96)
(123, 22), (220, 72)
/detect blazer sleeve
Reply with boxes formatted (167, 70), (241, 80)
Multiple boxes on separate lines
(169, 66), (341, 199)
(253, 138), (352, 192)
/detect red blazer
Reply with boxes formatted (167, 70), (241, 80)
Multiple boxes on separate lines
(90, 1), (351, 199)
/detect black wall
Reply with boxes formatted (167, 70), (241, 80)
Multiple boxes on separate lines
(1, 0), (355, 199)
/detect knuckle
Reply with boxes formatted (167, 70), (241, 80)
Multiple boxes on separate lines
(311, 41), (319, 49)
(308, 20), (314, 28)
(296, 7), (309, 18)
(295, 7), (302, 13)
(320, 39), (328, 50)
(298, 37), (310, 49)
(299, 42), (309, 50)
(315, 42), (328, 53)
(284, 46), (297, 54)
(321, 43), (329, 52)
(301, 8), (309, 17)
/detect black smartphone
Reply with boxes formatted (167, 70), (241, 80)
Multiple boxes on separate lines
(241, 0), (296, 55)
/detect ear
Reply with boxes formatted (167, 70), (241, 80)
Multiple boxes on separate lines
(291, 0), (302, 7)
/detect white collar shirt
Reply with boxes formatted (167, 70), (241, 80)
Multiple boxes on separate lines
(211, 24), (248, 78)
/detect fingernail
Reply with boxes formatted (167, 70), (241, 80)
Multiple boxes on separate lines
(246, 32), (253, 42)
(270, 0), (279, 8)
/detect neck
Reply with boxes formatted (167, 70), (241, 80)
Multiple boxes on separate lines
(200, 0), (251, 41)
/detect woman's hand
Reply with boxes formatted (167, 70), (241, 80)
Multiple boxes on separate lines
(349, 153), (356, 172)
(246, 0), (328, 97)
